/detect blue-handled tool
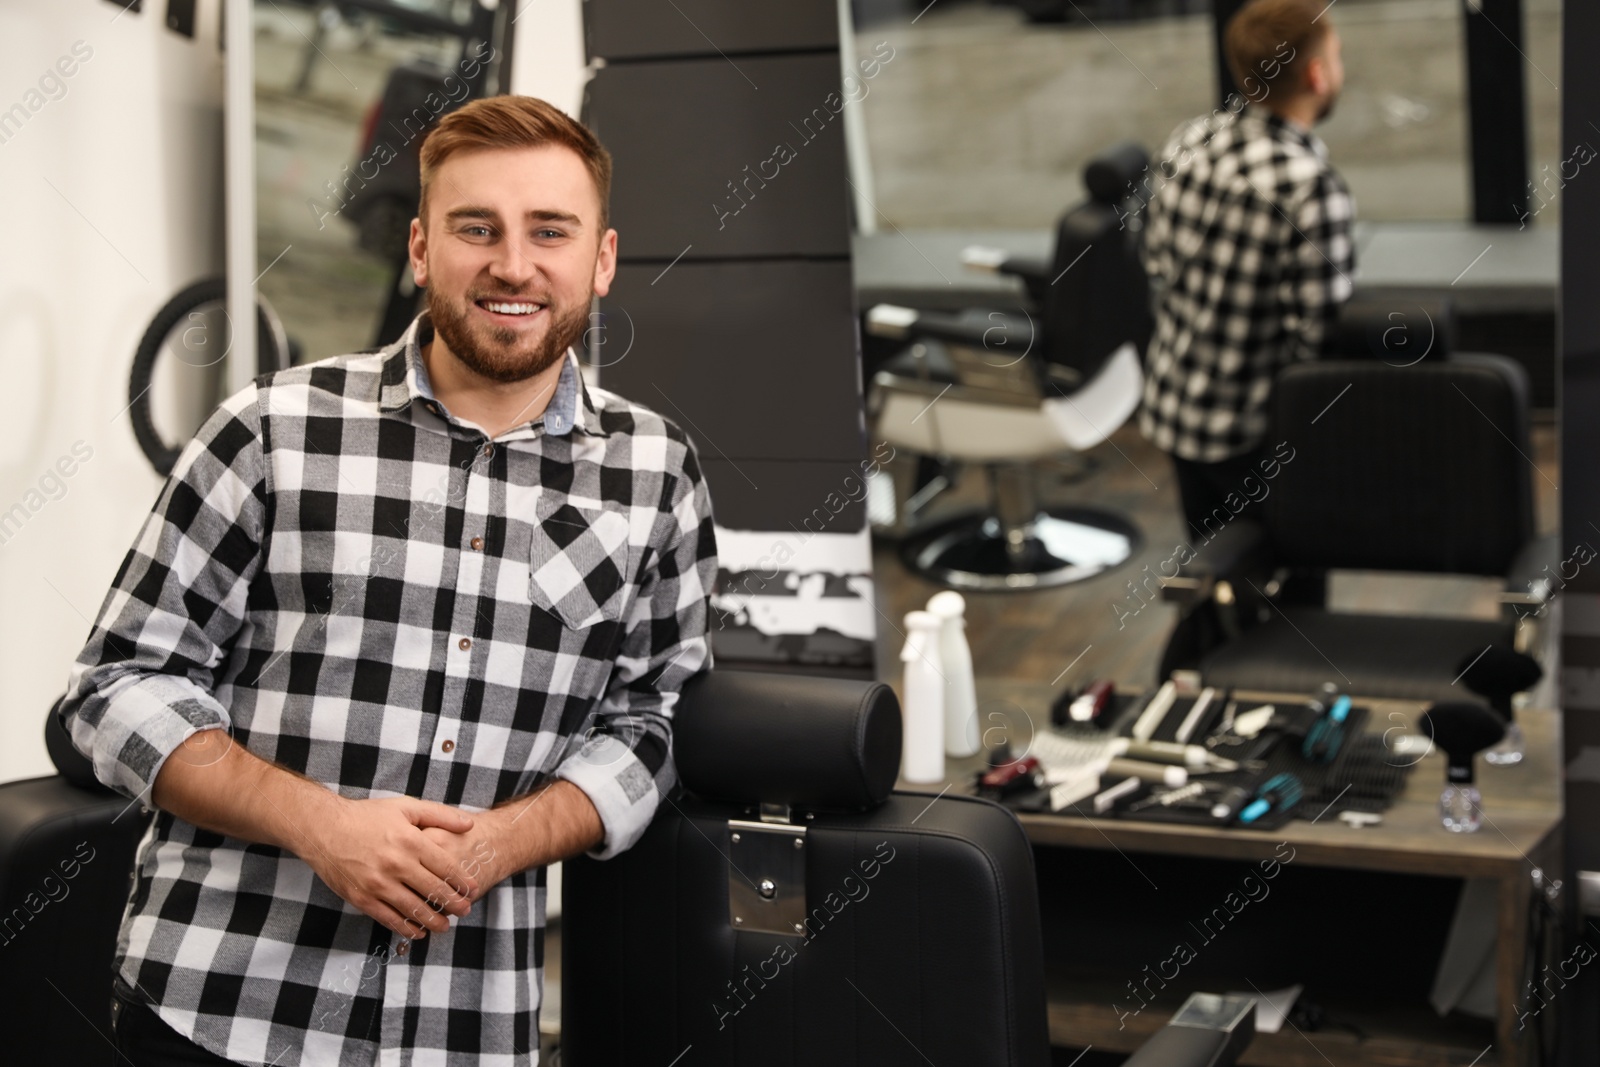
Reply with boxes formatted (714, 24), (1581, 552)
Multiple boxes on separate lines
(1238, 772), (1304, 825)
(1302, 694), (1352, 764)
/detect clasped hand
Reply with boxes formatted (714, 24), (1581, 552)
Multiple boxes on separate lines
(303, 796), (507, 940)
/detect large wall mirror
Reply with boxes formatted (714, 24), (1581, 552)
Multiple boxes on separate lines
(847, 0), (1563, 721)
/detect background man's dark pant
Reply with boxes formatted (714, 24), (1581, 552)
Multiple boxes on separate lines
(1170, 446), (1270, 538)
(1167, 444), (1326, 609)
(112, 979), (237, 1067)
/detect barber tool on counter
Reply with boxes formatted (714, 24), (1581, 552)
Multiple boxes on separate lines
(1419, 702), (1506, 833)
(1236, 772), (1304, 826)
(1455, 645), (1542, 767)
(926, 591), (981, 757)
(1301, 683), (1352, 764)
(1054, 678), (1116, 727)
(977, 756), (1045, 799)
(900, 610), (946, 783)
(1022, 728), (1240, 813)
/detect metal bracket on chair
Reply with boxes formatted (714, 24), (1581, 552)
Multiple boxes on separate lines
(728, 820), (807, 937)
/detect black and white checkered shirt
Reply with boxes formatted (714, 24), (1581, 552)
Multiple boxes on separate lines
(59, 311), (717, 1065)
(1137, 105), (1355, 462)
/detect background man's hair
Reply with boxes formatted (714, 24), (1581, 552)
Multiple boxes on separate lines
(1224, 0), (1333, 97)
(418, 94), (613, 231)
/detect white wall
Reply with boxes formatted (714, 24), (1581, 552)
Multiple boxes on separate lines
(0, 0), (225, 784)
(504, 0), (589, 117)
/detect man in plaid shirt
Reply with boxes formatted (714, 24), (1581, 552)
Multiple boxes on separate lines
(1137, 0), (1355, 530)
(60, 95), (717, 1065)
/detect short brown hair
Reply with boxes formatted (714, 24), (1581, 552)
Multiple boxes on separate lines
(418, 94), (613, 232)
(1224, 0), (1332, 99)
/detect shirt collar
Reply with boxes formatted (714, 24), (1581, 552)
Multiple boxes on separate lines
(1245, 104), (1328, 161)
(378, 312), (607, 437)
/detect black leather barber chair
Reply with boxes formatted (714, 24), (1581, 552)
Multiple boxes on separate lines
(0, 698), (152, 1062)
(862, 144), (1153, 590)
(1160, 354), (1555, 701)
(560, 669), (1051, 1065)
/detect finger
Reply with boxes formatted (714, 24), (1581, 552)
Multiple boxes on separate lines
(362, 897), (434, 940)
(411, 856), (476, 918)
(419, 843), (480, 901)
(391, 879), (456, 933)
(405, 800), (475, 832)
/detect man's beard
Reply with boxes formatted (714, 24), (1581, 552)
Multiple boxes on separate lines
(427, 285), (591, 384)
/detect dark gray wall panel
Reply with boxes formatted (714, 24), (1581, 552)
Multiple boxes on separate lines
(585, 54), (852, 259)
(597, 259), (866, 462)
(698, 458), (869, 532)
(587, 0), (837, 62)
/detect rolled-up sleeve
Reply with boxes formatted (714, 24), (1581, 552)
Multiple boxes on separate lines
(555, 434), (717, 859)
(57, 385), (268, 802)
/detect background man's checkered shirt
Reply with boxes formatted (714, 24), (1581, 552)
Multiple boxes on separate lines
(1137, 105), (1356, 462)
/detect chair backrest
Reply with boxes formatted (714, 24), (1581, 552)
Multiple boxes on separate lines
(1325, 293), (1458, 363)
(1262, 355), (1534, 575)
(1039, 142), (1154, 385)
(560, 670), (1051, 1067)
(0, 773), (150, 1062)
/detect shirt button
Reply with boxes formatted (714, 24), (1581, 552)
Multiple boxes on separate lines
(441, 739), (455, 753)
(470, 536), (483, 551)
(426, 403), (439, 415)
(482, 443), (494, 457)
(459, 637), (471, 651)
(396, 941), (410, 956)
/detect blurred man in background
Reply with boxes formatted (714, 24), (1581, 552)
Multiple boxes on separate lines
(1137, 0), (1355, 534)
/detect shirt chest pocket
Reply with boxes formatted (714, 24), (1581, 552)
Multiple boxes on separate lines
(528, 499), (634, 630)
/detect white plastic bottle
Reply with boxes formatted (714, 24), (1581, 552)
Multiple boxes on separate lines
(927, 591), (980, 757)
(900, 610), (947, 783)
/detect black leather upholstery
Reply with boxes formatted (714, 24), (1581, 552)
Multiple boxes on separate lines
(1264, 356), (1533, 575)
(562, 792), (1050, 1067)
(1083, 140), (1148, 204)
(561, 671), (1051, 1066)
(1167, 354), (1542, 700)
(1035, 147), (1154, 387)
(44, 694), (103, 794)
(676, 671), (902, 811)
(1325, 293), (1457, 362)
(1200, 610), (1514, 703)
(0, 775), (150, 1062)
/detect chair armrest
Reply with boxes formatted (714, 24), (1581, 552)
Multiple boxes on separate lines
(961, 245), (1052, 286)
(1163, 520), (1273, 606)
(864, 304), (1032, 353)
(1502, 533), (1563, 610)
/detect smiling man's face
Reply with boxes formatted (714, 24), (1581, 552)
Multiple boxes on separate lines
(409, 144), (616, 384)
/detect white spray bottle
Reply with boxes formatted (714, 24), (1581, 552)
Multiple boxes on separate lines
(927, 591), (980, 757)
(900, 610), (946, 783)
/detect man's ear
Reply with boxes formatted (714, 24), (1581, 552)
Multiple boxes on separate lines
(408, 216), (429, 288)
(592, 228), (618, 299)
(1303, 53), (1330, 98)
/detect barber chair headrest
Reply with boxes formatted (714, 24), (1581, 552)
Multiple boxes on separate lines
(45, 694), (109, 793)
(1327, 293), (1457, 362)
(675, 670), (902, 812)
(1084, 142), (1150, 205)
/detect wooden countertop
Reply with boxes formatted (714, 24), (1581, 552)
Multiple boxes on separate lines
(896, 681), (1563, 881)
